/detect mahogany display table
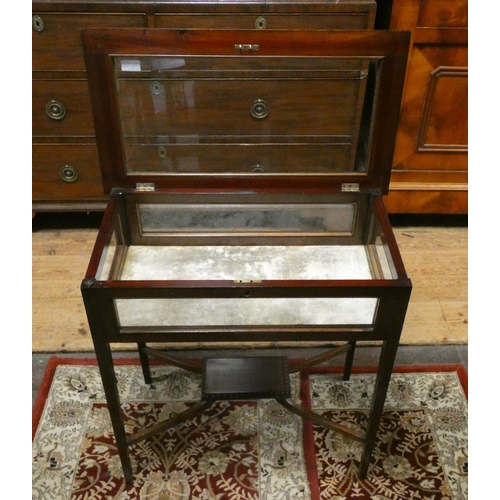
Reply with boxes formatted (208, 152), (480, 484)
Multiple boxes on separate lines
(80, 29), (412, 484)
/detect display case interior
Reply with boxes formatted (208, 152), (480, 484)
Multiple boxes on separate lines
(91, 190), (401, 335)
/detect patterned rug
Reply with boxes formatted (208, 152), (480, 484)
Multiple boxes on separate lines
(32, 358), (468, 500)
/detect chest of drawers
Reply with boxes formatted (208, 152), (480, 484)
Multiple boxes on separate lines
(80, 28), (412, 483)
(32, 0), (376, 211)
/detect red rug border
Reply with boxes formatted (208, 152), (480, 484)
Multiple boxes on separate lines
(32, 356), (468, 440)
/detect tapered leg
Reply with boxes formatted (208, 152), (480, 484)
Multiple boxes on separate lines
(81, 285), (135, 484)
(138, 342), (153, 384)
(93, 339), (135, 483)
(343, 340), (356, 381)
(358, 336), (398, 479)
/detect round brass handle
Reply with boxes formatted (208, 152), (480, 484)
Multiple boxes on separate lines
(250, 99), (269, 120)
(46, 100), (66, 121)
(33, 15), (44, 32)
(59, 165), (79, 183)
(255, 16), (267, 29)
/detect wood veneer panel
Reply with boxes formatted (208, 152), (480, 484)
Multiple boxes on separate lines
(33, 79), (95, 137)
(32, 13), (147, 72)
(384, 190), (467, 214)
(389, 0), (468, 213)
(32, 144), (104, 200)
(154, 13), (374, 29)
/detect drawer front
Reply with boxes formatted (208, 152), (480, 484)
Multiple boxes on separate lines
(118, 78), (364, 137)
(32, 144), (104, 200)
(154, 13), (374, 30)
(33, 80), (94, 137)
(124, 143), (352, 174)
(32, 13), (147, 71)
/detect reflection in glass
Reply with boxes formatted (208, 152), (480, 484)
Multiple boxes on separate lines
(113, 56), (379, 175)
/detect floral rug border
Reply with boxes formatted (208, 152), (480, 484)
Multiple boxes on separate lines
(33, 357), (468, 500)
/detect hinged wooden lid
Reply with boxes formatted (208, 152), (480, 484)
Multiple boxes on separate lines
(81, 29), (410, 195)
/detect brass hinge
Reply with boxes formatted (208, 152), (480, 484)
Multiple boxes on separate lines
(341, 183), (360, 192)
(136, 183), (155, 192)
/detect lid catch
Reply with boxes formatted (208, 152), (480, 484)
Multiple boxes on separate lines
(235, 44), (260, 52)
(341, 183), (360, 192)
(136, 182), (155, 192)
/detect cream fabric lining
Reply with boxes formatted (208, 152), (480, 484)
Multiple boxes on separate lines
(120, 245), (373, 281)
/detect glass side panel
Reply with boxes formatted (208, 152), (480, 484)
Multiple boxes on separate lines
(113, 56), (378, 176)
(115, 298), (379, 327)
(138, 203), (356, 235)
(371, 236), (396, 280)
(95, 230), (118, 281)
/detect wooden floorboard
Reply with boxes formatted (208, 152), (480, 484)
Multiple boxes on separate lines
(32, 226), (468, 352)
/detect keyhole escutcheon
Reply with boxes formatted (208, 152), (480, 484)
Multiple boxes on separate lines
(255, 16), (267, 29)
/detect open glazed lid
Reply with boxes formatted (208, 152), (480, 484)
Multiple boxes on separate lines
(81, 29), (410, 195)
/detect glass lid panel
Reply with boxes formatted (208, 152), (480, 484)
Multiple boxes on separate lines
(113, 55), (379, 176)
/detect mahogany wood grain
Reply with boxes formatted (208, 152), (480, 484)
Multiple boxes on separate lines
(388, 0), (468, 214)
(154, 13), (374, 29)
(32, 13), (147, 71)
(33, 79), (95, 137)
(32, 144), (105, 200)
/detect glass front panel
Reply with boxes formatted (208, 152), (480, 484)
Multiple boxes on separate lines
(114, 56), (378, 175)
(115, 298), (378, 327)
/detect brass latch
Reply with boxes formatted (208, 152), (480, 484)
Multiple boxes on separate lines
(341, 183), (360, 192)
(235, 44), (260, 52)
(136, 183), (155, 192)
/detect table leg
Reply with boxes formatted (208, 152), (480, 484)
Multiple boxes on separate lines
(343, 340), (356, 381)
(137, 342), (153, 384)
(93, 338), (135, 484)
(358, 334), (400, 479)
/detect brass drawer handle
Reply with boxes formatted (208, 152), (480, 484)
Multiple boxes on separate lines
(252, 164), (265, 173)
(33, 15), (44, 32)
(255, 16), (267, 29)
(250, 99), (269, 120)
(46, 100), (66, 121)
(59, 165), (79, 183)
